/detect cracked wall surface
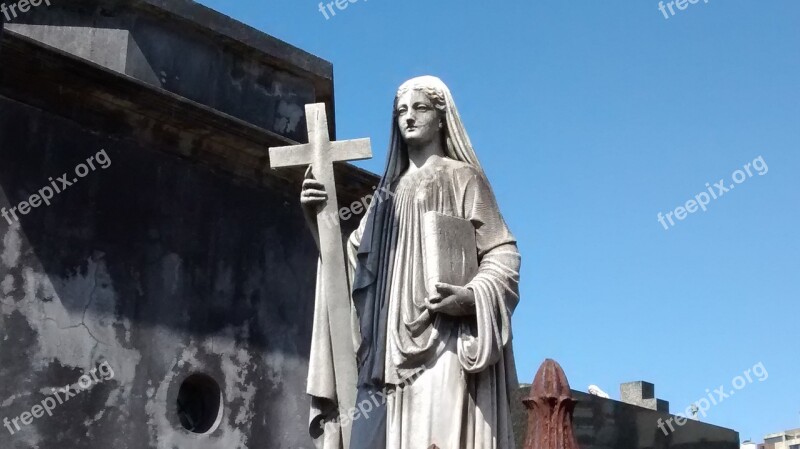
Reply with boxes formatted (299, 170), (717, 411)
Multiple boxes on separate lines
(0, 94), (330, 449)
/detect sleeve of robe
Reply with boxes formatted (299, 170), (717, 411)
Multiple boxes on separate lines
(307, 215), (367, 449)
(457, 169), (522, 449)
(458, 169), (521, 373)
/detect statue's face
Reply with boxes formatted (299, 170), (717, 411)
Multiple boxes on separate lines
(396, 89), (441, 147)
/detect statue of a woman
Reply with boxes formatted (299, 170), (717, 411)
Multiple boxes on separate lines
(302, 76), (521, 449)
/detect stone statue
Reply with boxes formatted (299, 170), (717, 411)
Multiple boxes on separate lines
(300, 76), (521, 449)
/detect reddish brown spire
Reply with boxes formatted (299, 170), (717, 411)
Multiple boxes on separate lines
(523, 359), (580, 449)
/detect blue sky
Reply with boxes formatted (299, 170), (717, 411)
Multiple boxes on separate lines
(197, 0), (800, 440)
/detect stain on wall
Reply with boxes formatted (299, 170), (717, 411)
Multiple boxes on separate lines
(0, 96), (323, 449)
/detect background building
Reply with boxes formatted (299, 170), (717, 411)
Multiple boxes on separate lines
(759, 428), (800, 449)
(512, 380), (739, 449)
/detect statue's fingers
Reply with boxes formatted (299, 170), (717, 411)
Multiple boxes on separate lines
(302, 179), (325, 190)
(435, 283), (457, 296)
(300, 190), (328, 198)
(422, 297), (432, 309)
(303, 196), (327, 202)
(442, 294), (459, 306)
(426, 292), (443, 304)
(301, 197), (326, 205)
(302, 189), (328, 198)
(304, 166), (314, 180)
(425, 298), (441, 312)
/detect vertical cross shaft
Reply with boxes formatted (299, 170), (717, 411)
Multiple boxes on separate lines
(269, 103), (371, 449)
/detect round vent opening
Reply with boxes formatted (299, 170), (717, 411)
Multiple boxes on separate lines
(176, 373), (223, 434)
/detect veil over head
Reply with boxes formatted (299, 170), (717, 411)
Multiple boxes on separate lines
(351, 76), (488, 386)
(380, 75), (485, 183)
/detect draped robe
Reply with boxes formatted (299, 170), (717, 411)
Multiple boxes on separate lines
(308, 156), (521, 449)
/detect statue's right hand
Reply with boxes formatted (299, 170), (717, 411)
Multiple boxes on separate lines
(301, 166), (328, 214)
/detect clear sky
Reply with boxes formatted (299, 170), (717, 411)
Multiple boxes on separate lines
(197, 0), (799, 441)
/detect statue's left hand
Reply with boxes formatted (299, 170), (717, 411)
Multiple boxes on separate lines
(424, 283), (476, 317)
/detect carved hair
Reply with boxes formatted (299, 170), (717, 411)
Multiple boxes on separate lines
(394, 84), (448, 118)
(387, 76), (481, 174)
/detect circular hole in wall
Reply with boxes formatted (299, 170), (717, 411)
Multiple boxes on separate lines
(176, 373), (223, 434)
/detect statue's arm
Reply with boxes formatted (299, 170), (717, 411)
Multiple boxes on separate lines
(466, 176), (521, 312)
(461, 172), (518, 261)
(458, 169), (522, 371)
(430, 170), (521, 319)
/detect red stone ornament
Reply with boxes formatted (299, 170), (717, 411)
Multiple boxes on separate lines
(523, 359), (580, 449)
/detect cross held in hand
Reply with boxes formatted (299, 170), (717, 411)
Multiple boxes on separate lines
(268, 102), (371, 449)
(268, 102), (372, 263)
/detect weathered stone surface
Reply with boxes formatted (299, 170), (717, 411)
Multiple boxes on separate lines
(301, 76), (522, 449)
(522, 359), (580, 449)
(620, 380), (670, 413)
(0, 4), (376, 448)
(5, 0), (336, 143)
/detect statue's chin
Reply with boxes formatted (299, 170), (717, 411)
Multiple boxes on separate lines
(403, 136), (438, 149)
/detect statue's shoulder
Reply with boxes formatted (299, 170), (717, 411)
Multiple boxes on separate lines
(440, 157), (476, 174)
(421, 158), (482, 185)
(442, 159), (484, 182)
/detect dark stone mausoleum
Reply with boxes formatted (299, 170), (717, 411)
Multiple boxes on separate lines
(1, 1), (374, 447)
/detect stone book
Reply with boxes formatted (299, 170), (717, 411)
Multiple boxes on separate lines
(422, 211), (479, 296)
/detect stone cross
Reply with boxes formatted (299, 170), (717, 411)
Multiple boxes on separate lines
(268, 103), (371, 448)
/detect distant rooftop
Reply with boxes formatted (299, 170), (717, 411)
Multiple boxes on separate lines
(764, 428), (800, 438)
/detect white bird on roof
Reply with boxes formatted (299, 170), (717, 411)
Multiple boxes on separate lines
(588, 385), (610, 399)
